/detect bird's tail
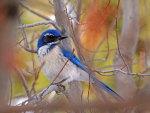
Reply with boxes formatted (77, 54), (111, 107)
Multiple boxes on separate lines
(90, 75), (122, 100)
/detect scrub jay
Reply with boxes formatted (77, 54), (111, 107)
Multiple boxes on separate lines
(37, 29), (120, 98)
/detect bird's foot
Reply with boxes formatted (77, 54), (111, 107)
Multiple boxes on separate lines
(55, 84), (66, 94)
(52, 79), (66, 94)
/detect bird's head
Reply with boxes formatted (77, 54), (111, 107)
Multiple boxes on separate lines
(37, 29), (68, 50)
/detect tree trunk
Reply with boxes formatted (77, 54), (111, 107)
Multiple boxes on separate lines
(114, 0), (139, 99)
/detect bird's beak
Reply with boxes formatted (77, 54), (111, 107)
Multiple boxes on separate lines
(58, 36), (68, 40)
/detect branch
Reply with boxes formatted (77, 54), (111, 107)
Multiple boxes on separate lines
(19, 43), (37, 53)
(68, 0), (77, 15)
(20, 2), (50, 20)
(18, 17), (29, 48)
(18, 18), (37, 53)
(33, 85), (60, 100)
(21, 84), (64, 105)
(14, 67), (31, 98)
(94, 69), (150, 76)
(114, 0), (139, 99)
(18, 20), (57, 29)
(2, 97), (150, 113)
(20, 2), (60, 30)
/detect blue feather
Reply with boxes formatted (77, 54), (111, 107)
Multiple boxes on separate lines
(61, 49), (86, 70)
(61, 49), (122, 98)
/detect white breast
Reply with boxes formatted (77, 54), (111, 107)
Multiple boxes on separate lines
(38, 45), (88, 83)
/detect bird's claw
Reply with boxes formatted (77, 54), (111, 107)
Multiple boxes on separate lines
(52, 82), (65, 94)
(56, 84), (65, 94)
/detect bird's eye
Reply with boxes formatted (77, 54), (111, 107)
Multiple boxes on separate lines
(43, 35), (56, 43)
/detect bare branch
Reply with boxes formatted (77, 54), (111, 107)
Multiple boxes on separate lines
(33, 84), (60, 100)
(76, 0), (82, 22)
(94, 69), (150, 76)
(20, 2), (60, 30)
(20, 2), (50, 20)
(51, 48), (75, 84)
(19, 43), (37, 53)
(67, 0), (77, 14)
(18, 17), (37, 53)
(30, 62), (43, 94)
(18, 20), (57, 29)
(18, 17), (29, 48)
(21, 84), (63, 106)
(14, 67), (31, 98)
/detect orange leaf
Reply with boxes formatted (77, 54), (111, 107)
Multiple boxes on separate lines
(79, 0), (116, 51)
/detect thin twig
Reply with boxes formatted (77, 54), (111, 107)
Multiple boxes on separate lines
(76, 0), (82, 21)
(93, 69), (150, 76)
(68, 0), (77, 14)
(20, 2), (50, 20)
(30, 41), (37, 94)
(20, 2), (60, 30)
(115, 17), (130, 72)
(48, 0), (54, 6)
(8, 75), (12, 106)
(51, 48), (75, 84)
(19, 43), (37, 53)
(18, 17), (29, 48)
(18, 20), (57, 29)
(14, 67), (31, 98)
(18, 17), (37, 53)
(65, 3), (94, 103)
(30, 62), (44, 94)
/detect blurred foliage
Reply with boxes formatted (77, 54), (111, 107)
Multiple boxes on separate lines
(13, 0), (150, 100)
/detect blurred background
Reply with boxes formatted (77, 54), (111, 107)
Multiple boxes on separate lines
(1, 0), (150, 112)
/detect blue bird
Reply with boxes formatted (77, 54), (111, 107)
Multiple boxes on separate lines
(37, 29), (121, 98)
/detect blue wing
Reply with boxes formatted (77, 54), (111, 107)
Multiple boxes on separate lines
(61, 49), (86, 70)
(61, 49), (122, 99)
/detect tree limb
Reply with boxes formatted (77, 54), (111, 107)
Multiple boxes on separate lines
(114, 0), (139, 99)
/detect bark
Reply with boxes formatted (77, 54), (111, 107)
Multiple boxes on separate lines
(114, 0), (139, 99)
